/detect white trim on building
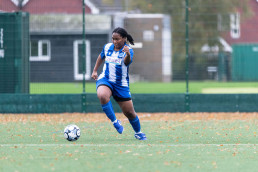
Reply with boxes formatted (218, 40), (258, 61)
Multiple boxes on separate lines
(11, 0), (30, 7)
(201, 37), (232, 53)
(73, 40), (91, 80)
(85, 0), (100, 14)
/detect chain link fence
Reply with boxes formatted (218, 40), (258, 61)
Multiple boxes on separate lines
(0, 0), (258, 112)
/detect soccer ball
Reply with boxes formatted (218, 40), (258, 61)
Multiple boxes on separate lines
(64, 124), (80, 141)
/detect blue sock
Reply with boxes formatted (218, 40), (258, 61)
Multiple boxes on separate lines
(129, 115), (141, 133)
(101, 101), (116, 122)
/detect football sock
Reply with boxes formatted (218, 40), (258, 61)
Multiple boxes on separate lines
(101, 101), (116, 122)
(129, 115), (141, 133)
(112, 119), (118, 124)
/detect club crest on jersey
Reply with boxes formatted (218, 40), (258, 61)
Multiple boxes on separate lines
(107, 50), (113, 56)
(118, 52), (125, 58)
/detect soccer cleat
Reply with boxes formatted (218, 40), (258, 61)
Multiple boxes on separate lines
(134, 132), (147, 140)
(113, 120), (124, 134)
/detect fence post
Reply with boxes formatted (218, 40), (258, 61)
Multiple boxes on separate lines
(81, 0), (86, 113)
(82, 0), (86, 93)
(185, 0), (190, 112)
(81, 93), (86, 113)
(185, 93), (190, 112)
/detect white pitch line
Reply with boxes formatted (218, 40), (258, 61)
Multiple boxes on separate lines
(0, 144), (256, 147)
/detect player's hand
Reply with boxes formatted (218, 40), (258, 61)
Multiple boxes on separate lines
(122, 45), (130, 55)
(91, 71), (98, 80)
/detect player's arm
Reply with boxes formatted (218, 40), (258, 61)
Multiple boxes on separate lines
(123, 45), (131, 66)
(91, 54), (104, 80)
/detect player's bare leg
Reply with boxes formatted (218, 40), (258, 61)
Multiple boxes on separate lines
(97, 85), (112, 104)
(118, 100), (147, 140)
(117, 100), (136, 120)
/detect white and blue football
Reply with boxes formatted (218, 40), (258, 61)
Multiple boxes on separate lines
(64, 124), (80, 141)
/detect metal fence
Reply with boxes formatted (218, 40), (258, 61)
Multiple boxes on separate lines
(0, 0), (258, 113)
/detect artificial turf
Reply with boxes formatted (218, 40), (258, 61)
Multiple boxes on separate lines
(0, 113), (257, 172)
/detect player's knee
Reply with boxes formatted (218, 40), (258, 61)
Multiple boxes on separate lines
(97, 93), (110, 104)
(125, 111), (136, 120)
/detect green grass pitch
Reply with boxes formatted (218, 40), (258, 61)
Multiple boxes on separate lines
(30, 81), (258, 94)
(0, 113), (257, 172)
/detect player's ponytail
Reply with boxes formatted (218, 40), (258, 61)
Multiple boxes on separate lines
(112, 27), (135, 45)
(126, 34), (134, 45)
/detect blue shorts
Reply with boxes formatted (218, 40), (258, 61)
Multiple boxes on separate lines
(96, 78), (132, 102)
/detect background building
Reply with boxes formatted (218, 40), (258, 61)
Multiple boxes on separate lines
(1, 0), (172, 82)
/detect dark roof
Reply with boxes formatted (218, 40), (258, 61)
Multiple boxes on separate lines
(30, 14), (111, 34)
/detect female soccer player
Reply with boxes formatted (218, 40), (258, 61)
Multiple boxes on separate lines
(91, 27), (147, 140)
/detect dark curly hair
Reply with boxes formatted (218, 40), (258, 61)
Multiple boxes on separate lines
(112, 27), (134, 45)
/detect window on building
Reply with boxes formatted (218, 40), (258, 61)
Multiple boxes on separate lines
(30, 40), (51, 61)
(143, 30), (154, 41)
(230, 13), (240, 39)
(217, 14), (229, 31)
(73, 40), (91, 80)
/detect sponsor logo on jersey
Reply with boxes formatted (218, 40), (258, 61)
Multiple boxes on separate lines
(105, 56), (122, 65)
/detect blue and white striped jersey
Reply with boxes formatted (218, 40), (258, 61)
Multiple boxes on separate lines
(98, 43), (134, 87)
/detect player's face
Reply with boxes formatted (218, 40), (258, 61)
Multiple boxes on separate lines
(112, 33), (126, 50)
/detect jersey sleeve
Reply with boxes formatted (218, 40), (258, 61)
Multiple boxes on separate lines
(100, 44), (106, 59)
(128, 48), (134, 65)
